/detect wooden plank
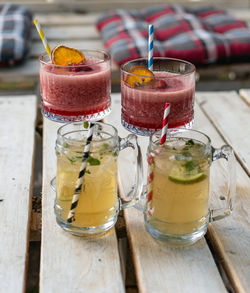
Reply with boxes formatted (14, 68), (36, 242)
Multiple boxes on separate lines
(32, 25), (99, 41)
(31, 40), (104, 58)
(40, 119), (125, 293)
(239, 89), (250, 106)
(34, 9), (250, 25)
(197, 63), (250, 80)
(106, 93), (227, 293)
(34, 12), (101, 26)
(12, 1), (250, 13)
(196, 91), (250, 176)
(194, 93), (250, 293)
(228, 9), (250, 22)
(0, 95), (37, 293)
(0, 60), (39, 83)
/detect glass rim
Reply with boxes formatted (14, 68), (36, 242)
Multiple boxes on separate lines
(150, 128), (211, 149)
(39, 49), (111, 68)
(57, 121), (118, 145)
(121, 57), (196, 78)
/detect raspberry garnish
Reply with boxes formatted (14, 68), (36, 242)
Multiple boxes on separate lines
(70, 62), (93, 72)
(152, 79), (168, 89)
(140, 79), (168, 90)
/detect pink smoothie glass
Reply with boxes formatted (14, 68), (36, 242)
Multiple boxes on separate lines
(39, 49), (111, 122)
(121, 58), (196, 136)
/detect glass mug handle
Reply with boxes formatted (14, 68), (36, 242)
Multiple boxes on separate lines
(118, 134), (144, 210)
(209, 145), (236, 222)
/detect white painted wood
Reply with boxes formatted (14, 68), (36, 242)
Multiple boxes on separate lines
(228, 9), (250, 22)
(0, 96), (37, 292)
(0, 60), (39, 82)
(194, 94), (250, 293)
(106, 93), (227, 293)
(31, 40), (104, 58)
(40, 119), (125, 293)
(196, 91), (250, 176)
(34, 12), (101, 26)
(12, 1), (250, 12)
(32, 25), (99, 40)
(239, 89), (250, 106)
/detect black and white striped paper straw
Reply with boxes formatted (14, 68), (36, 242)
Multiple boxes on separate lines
(67, 122), (95, 223)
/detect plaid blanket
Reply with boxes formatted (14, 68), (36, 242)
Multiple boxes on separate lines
(96, 5), (250, 66)
(0, 3), (32, 66)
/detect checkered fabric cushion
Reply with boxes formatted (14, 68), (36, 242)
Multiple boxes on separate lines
(96, 5), (250, 66)
(0, 3), (33, 66)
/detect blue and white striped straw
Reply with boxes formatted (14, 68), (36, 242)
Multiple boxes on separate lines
(67, 123), (95, 223)
(148, 24), (154, 71)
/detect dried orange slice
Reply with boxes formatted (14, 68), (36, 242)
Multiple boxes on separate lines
(51, 45), (85, 66)
(125, 66), (154, 87)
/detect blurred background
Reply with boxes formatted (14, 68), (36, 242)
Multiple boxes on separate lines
(0, 0), (249, 95)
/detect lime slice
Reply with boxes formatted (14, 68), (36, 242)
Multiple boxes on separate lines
(169, 173), (206, 184)
(168, 165), (206, 184)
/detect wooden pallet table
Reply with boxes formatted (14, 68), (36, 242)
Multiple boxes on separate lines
(0, 90), (249, 292)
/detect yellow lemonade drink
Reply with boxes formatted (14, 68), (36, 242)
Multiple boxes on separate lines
(146, 137), (211, 237)
(56, 142), (118, 228)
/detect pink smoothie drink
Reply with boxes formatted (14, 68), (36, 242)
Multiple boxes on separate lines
(121, 58), (195, 135)
(39, 50), (111, 122)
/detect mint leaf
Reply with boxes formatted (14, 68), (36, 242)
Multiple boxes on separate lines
(181, 150), (191, 157)
(102, 143), (109, 150)
(183, 161), (198, 172)
(67, 156), (78, 164)
(67, 156), (82, 164)
(88, 156), (100, 166)
(63, 142), (70, 148)
(83, 121), (89, 129)
(186, 139), (195, 146)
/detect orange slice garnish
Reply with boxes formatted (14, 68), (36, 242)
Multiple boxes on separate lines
(51, 45), (85, 66)
(125, 66), (154, 87)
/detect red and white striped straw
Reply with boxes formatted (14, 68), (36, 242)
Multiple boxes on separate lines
(160, 103), (171, 145)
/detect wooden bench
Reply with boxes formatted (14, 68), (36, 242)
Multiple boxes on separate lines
(1, 89), (249, 292)
(0, 0), (250, 91)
